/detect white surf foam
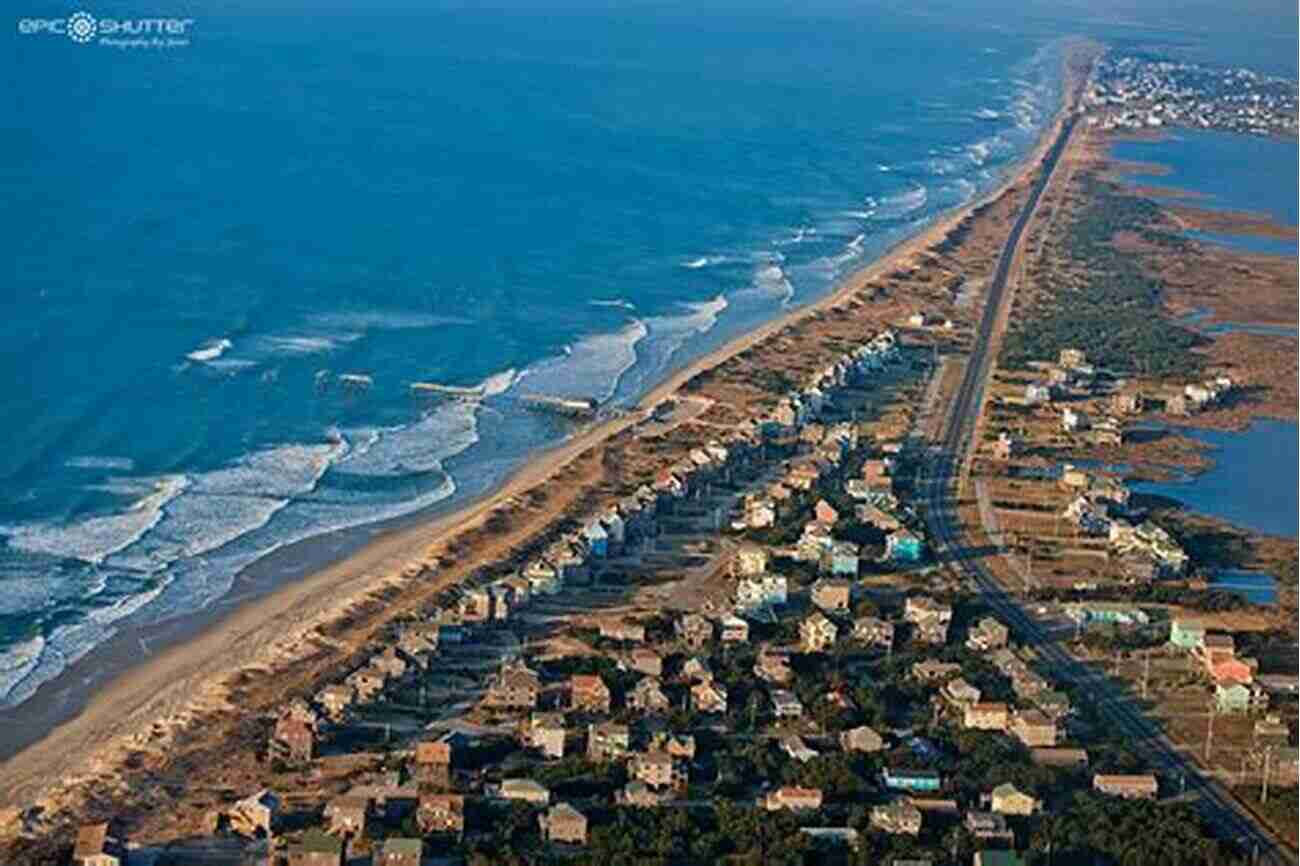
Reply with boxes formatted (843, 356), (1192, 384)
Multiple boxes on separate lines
(65, 456), (135, 472)
(590, 299), (637, 310)
(739, 261), (795, 306)
(106, 440), (348, 571)
(480, 368), (518, 397)
(263, 334), (359, 355)
(773, 227), (815, 247)
(966, 140), (993, 166)
(874, 185), (928, 219)
(0, 579), (171, 709)
(334, 404), (479, 478)
(0, 636), (45, 709)
(602, 295), (729, 403)
(191, 440), (345, 499)
(2, 475), (189, 565)
(681, 255), (730, 269)
(974, 108), (1001, 120)
(513, 320), (647, 404)
(310, 311), (473, 331)
(186, 338), (232, 363)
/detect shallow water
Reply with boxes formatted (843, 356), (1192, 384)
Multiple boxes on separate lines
(1112, 128), (1299, 255)
(1131, 420), (1299, 540)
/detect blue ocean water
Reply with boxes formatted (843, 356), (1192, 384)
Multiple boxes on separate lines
(0, 0), (1295, 712)
(1112, 129), (1299, 256)
(0, 2), (1073, 708)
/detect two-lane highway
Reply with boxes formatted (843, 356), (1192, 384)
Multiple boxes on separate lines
(920, 114), (1293, 865)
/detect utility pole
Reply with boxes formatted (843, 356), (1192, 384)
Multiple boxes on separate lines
(1262, 747), (1272, 804)
(1141, 649), (1150, 699)
(1204, 703), (1215, 762)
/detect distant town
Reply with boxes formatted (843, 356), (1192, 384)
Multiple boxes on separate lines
(1084, 54), (1299, 136)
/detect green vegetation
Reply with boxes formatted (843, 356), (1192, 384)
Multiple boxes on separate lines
(1027, 793), (1244, 866)
(1002, 174), (1206, 379)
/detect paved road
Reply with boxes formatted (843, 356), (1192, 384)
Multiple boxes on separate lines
(920, 114), (1293, 866)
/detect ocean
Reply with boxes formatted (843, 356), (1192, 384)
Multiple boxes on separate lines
(0, 0), (1294, 712)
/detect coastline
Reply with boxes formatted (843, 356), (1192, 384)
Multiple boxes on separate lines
(0, 47), (1083, 817)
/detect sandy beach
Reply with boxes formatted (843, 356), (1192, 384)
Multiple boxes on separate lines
(0, 49), (1085, 823)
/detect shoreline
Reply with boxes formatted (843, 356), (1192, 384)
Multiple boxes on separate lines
(0, 47), (1081, 815)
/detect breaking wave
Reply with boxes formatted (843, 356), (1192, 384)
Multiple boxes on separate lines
(186, 337), (232, 363)
(873, 185), (928, 219)
(514, 320), (647, 404)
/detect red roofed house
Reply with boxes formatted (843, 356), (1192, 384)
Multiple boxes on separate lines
(764, 786), (824, 812)
(415, 740), (453, 787)
(570, 675), (612, 713)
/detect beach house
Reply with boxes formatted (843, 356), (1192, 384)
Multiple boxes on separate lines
(500, 778), (551, 805)
(626, 647), (664, 677)
(800, 611), (839, 652)
(582, 521), (608, 558)
(73, 824), (124, 866)
(587, 722), (631, 761)
(870, 799), (923, 835)
(1092, 774), (1158, 799)
(734, 542), (769, 576)
(570, 674), (612, 713)
(840, 725), (885, 753)
(287, 830), (344, 866)
(1169, 618), (1207, 650)
(883, 767), (941, 793)
(829, 541), (860, 577)
(811, 578), (852, 613)
(989, 782), (1040, 816)
(525, 713), (566, 759)
(765, 787), (824, 812)
(539, 803), (587, 845)
(627, 677), (670, 713)
(418, 794), (465, 836)
(691, 680), (728, 714)
(854, 616), (894, 649)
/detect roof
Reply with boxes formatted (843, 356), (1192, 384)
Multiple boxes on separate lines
(383, 838), (424, 855)
(502, 778), (549, 794)
(887, 767), (940, 779)
(421, 793), (465, 809)
(416, 740), (451, 763)
(73, 824), (109, 859)
(1014, 710), (1054, 728)
(296, 829), (343, 854)
(1094, 773), (1157, 789)
(975, 852), (1026, 866)
(327, 794), (370, 812)
(991, 782), (1030, 798)
(548, 802), (586, 821)
(968, 702), (1008, 714)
